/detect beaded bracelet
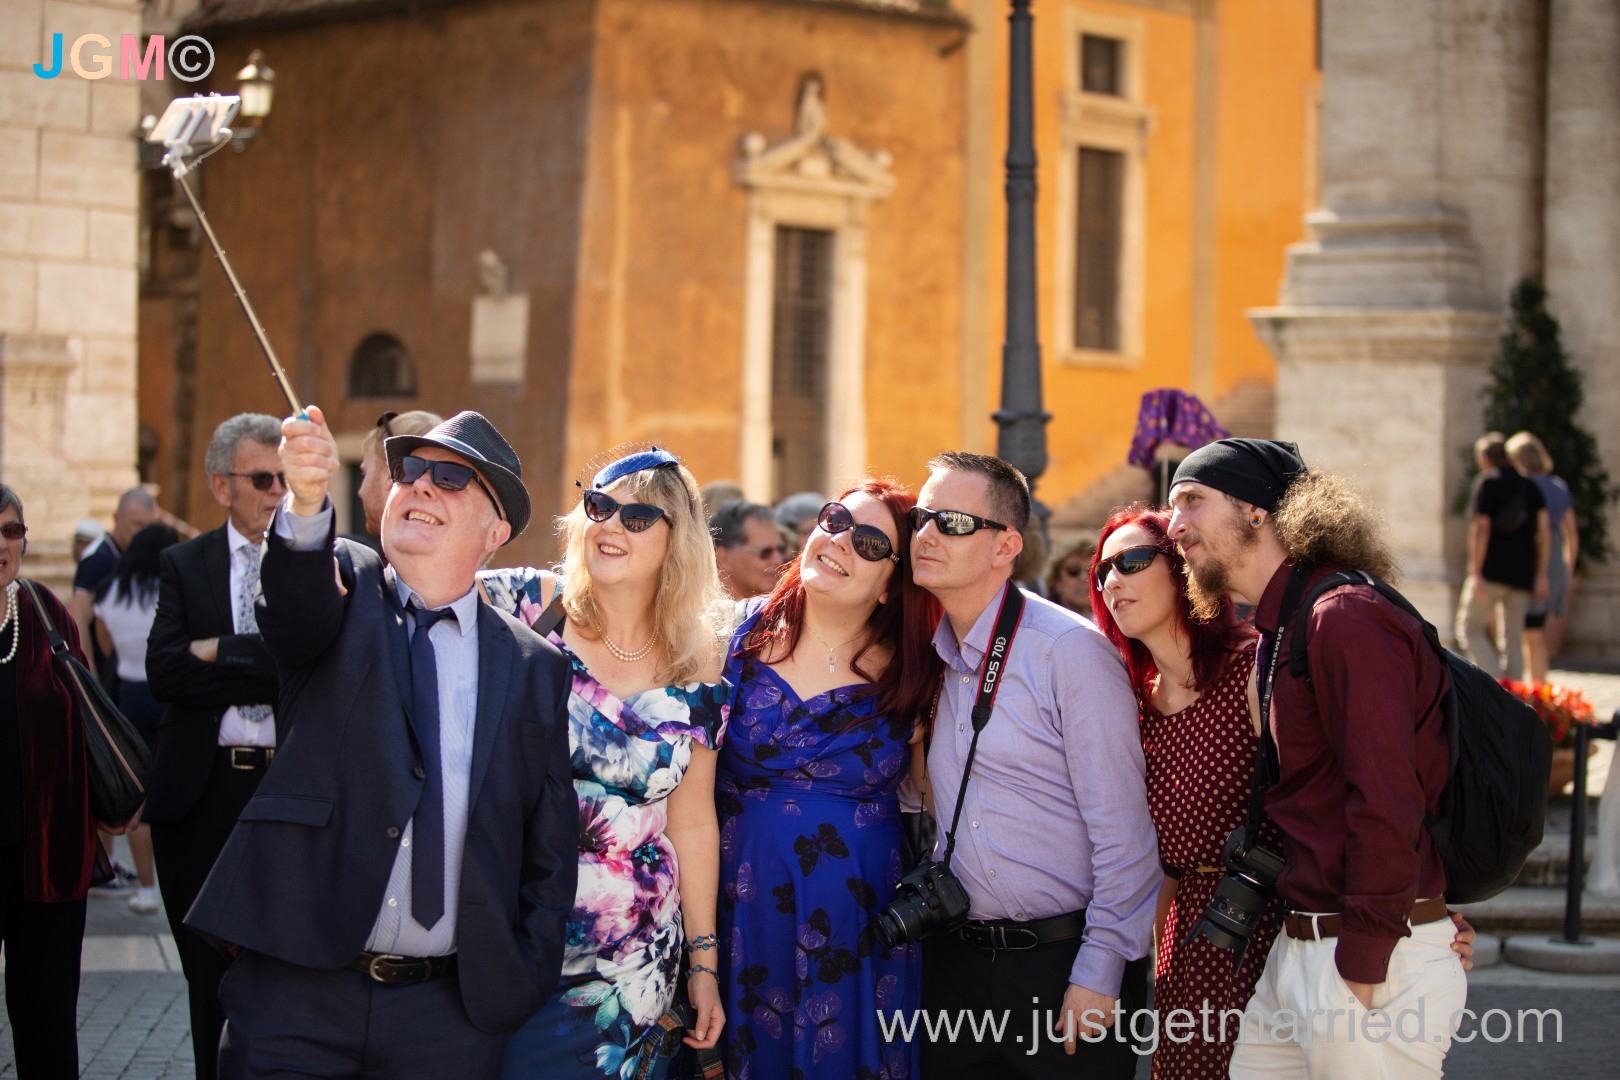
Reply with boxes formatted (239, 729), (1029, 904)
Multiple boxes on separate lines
(687, 964), (717, 980)
(686, 934), (718, 952)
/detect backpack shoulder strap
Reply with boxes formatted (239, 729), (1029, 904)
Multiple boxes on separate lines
(1286, 570), (1447, 682)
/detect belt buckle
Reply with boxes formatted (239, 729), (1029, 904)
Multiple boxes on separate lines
(367, 953), (406, 983)
(229, 747), (255, 770)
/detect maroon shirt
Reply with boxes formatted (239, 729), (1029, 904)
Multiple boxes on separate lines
(1255, 560), (1450, 983)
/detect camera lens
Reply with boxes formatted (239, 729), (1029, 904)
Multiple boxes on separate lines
(874, 900), (926, 948)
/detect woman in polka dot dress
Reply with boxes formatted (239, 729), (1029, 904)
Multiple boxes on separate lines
(1089, 506), (1277, 1079)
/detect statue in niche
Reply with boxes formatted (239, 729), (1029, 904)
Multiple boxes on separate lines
(795, 74), (826, 139)
(476, 249), (509, 297)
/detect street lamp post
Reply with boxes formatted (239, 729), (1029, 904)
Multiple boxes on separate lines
(995, 0), (1051, 543)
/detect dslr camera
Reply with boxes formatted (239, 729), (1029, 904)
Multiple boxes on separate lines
(1183, 825), (1284, 972)
(873, 861), (972, 948)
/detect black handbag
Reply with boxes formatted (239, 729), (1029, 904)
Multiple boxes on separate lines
(23, 580), (152, 827)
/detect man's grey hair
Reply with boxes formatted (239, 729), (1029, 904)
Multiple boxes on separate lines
(774, 491), (825, 529)
(709, 499), (775, 549)
(116, 487), (156, 517)
(204, 413), (283, 477)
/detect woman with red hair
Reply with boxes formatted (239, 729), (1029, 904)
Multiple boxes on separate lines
(1091, 505), (1274, 1079)
(716, 477), (941, 1080)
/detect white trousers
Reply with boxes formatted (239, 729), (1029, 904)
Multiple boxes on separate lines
(1228, 919), (1467, 1079)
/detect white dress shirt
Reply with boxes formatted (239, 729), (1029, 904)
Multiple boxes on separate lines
(216, 519), (277, 747)
(276, 498), (477, 957)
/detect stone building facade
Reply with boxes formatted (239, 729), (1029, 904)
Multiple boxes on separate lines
(0, 0), (142, 587)
(1254, 0), (1620, 657)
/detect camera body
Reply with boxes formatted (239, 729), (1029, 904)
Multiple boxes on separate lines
(1183, 825), (1285, 971)
(873, 860), (972, 948)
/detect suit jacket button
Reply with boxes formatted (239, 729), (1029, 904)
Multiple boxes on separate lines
(414, 766), (425, 780)
(386, 827), (401, 839)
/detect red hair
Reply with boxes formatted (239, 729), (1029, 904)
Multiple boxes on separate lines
(741, 477), (943, 726)
(1088, 505), (1254, 705)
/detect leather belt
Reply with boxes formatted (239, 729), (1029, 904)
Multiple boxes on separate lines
(952, 910), (1086, 952)
(347, 951), (457, 985)
(220, 746), (276, 771)
(1284, 897), (1449, 942)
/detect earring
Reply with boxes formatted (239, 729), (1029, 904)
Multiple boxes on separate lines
(1250, 517), (1263, 527)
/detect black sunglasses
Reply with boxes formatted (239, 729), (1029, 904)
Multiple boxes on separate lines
(0, 522), (26, 541)
(376, 411), (399, 437)
(582, 490), (670, 533)
(908, 505), (1009, 537)
(392, 455), (505, 520)
(226, 471), (287, 492)
(1094, 545), (1168, 591)
(817, 501), (899, 563)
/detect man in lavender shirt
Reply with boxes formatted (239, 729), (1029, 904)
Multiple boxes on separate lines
(913, 452), (1159, 1078)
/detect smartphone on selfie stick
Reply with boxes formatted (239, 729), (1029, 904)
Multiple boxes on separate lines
(146, 94), (305, 418)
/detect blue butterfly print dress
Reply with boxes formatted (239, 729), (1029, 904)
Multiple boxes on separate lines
(716, 603), (920, 1080)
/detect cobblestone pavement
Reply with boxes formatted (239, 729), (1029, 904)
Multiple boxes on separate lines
(5, 664), (1620, 1077)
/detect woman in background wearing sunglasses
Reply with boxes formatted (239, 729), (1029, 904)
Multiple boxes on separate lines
(716, 478), (942, 1080)
(480, 445), (729, 1078)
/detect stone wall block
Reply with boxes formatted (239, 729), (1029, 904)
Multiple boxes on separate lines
(0, 200), (85, 258)
(89, 80), (135, 137)
(38, 130), (135, 207)
(36, 261), (134, 335)
(0, 257), (37, 331)
(0, 126), (38, 199)
(0, 69), (88, 130)
(0, 1), (44, 68)
(86, 207), (134, 262)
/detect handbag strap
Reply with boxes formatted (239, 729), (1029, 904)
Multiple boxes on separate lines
(20, 580), (68, 659)
(939, 584), (1025, 870)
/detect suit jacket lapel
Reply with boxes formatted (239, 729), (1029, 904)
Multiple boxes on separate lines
(468, 606), (512, 804)
(203, 526), (234, 633)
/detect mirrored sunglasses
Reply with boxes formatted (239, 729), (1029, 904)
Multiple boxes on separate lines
(908, 505), (1009, 537)
(225, 471), (287, 492)
(392, 455), (505, 520)
(582, 490), (670, 533)
(1093, 545), (1167, 591)
(816, 501), (899, 563)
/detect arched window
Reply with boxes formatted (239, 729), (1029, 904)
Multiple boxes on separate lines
(347, 332), (416, 398)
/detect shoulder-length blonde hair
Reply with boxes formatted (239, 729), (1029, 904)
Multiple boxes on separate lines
(557, 458), (721, 685)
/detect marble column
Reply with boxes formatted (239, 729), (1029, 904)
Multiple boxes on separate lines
(1544, 0), (1620, 660)
(1249, 0), (1542, 634)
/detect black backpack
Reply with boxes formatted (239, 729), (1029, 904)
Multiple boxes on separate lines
(1286, 570), (1552, 904)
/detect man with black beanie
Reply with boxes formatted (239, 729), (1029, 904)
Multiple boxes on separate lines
(1166, 439), (1466, 1078)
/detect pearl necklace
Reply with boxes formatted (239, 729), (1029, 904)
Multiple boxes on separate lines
(0, 582), (19, 666)
(592, 616), (658, 664)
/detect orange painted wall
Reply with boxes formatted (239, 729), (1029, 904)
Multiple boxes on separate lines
(968, 0), (1318, 513)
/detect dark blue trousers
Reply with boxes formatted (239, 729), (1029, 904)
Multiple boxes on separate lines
(218, 949), (508, 1079)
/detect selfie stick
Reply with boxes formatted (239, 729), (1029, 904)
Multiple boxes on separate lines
(150, 95), (305, 418)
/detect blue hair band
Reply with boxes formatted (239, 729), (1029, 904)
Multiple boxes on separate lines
(591, 448), (680, 490)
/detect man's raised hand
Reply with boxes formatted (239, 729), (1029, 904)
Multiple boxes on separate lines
(281, 405), (339, 516)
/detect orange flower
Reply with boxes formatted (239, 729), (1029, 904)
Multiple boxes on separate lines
(1500, 679), (1595, 748)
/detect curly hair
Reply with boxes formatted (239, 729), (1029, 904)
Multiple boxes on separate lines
(1272, 469), (1401, 582)
(557, 458), (721, 685)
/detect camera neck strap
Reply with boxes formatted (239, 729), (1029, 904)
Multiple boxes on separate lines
(937, 583), (1025, 870)
(1243, 561), (1314, 842)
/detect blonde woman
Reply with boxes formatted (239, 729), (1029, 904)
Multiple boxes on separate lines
(1507, 431), (1578, 680)
(483, 446), (727, 1078)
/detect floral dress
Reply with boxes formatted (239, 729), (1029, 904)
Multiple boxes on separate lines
(484, 569), (729, 1080)
(1143, 650), (1283, 1080)
(716, 604), (920, 1080)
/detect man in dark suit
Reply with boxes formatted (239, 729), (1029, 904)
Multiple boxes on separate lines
(145, 413), (287, 1080)
(187, 407), (576, 1078)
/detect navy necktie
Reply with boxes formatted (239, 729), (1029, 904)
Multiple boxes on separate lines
(410, 605), (454, 931)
